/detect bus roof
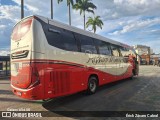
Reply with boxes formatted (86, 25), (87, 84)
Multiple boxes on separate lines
(31, 15), (131, 48)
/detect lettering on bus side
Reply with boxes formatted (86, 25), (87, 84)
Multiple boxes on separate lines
(87, 56), (126, 65)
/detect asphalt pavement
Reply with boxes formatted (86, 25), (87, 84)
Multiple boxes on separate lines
(0, 65), (160, 120)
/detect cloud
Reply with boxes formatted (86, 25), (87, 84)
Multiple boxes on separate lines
(0, 5), (21, 56)
(144, 40), (160, 54)
(0, 0), (160, 54)
(12, 0), (50, 15)
(0, 50), (10, 56)
(0, 5), (21, 22)
(110, 17), (160, 35)
(92, 0), (160, 20)
(0, 0), (70, 55)
(115, 0), (160, 17)
(11, 0), (69, 20)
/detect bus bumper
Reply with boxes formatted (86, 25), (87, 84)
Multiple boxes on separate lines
(11, 84), (43, 100)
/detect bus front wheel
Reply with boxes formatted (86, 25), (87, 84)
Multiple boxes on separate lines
(87, 76), (98, 94)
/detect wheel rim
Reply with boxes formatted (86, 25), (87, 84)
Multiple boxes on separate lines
(89, 80), (96, 92)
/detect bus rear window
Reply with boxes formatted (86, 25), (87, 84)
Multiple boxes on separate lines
(11, 17), (33, 41)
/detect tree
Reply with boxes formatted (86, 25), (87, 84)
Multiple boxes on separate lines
(58, 0), (74, 25)
(51, 0), (53, 19)
(73, 0), (97, 30)
(21, 0), (24, 19)
(86, 16), (103, 33)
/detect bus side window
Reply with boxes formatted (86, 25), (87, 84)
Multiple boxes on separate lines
(111, 45), (120, 57)
(78, 34), (97, 54)
(46, 25), (78, 52)
(94, 40), (112, 55)
(46, 26), (63, 48)
(0, 62), (2, 70)
(119, 47), (128, 57)
(61, 30), (79, 52)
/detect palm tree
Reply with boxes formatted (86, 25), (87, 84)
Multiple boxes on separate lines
(73, 0), (97, 30)
(86, 16), (103, 33)
(57, 0), (74, 25)
(21, 0), (24, 19)
(51, 0), (53, 19)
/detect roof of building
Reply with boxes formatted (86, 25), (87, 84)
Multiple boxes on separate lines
(134, 45), (150, 49)
(0, 56), (10, 61)
(151, 54), (160, 58)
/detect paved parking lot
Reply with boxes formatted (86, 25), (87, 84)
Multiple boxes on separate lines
(0, 65), (160, 120)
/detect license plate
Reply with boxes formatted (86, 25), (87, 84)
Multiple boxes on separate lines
(17, 91), (22, 96)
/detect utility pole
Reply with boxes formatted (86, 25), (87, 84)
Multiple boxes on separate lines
(21, 0), (24, 19)
(51, 0), (53, 19)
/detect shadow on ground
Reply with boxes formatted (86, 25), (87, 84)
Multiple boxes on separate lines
(0, 90), (13, 95)
(0, 97), (43, 104)
(42, 77), (141, 117)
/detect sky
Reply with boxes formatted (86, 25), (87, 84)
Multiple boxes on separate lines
(0, 0), (160, 56)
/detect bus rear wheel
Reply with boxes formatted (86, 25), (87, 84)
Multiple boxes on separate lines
(87, 76), (98, 94)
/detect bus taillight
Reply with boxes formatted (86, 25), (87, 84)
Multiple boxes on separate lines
(12, 17), (33, 41)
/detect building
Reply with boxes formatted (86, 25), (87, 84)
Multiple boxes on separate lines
(151, 54), (160, 65)
(133, 45), (153, 65)
(0, 56), (10, 76)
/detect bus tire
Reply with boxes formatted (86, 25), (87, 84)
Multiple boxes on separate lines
(87, 76), (98, 94)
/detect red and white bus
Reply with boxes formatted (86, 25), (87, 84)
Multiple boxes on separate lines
(11, 15), (139, 100)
